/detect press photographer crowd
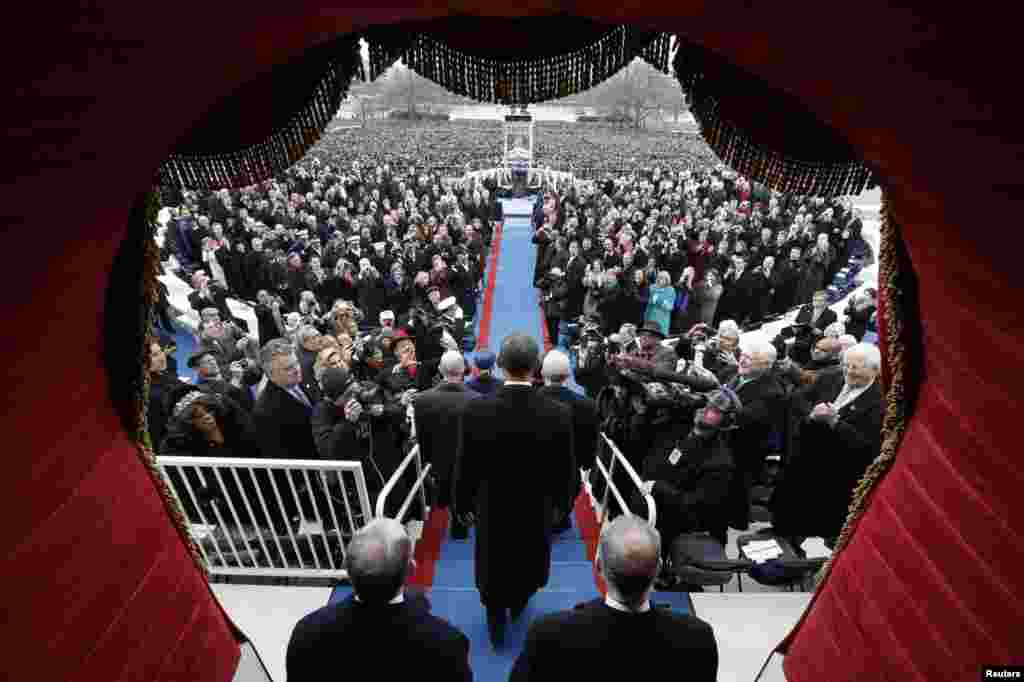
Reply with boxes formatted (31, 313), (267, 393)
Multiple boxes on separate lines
(148, 120), (882, 598)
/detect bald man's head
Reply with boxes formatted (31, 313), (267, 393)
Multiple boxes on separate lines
(345, 518), (413, 605)
(597, 516), (661, 607)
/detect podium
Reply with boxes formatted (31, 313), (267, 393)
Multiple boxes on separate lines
(504, 109), (534, 196)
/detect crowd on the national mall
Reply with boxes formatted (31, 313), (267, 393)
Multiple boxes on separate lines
(148, 124), (882, 679)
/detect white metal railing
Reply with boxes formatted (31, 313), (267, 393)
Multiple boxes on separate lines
(157, 457), (374, 579)
(376, 404), (431, 523)
(591, 433), (657, 528)
(374, 445), (431, 523)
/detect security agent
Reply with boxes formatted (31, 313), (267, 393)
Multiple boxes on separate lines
(286, 518), (472, 682)
(465, 349), (503, 396)
(509, 516), (718, 682)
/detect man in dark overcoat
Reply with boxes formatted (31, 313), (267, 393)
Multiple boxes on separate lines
(413, 350), (480, 539)
(771, 343), (883, 548)
(454, 332), (575, 648)
(537, 349), (599, 532)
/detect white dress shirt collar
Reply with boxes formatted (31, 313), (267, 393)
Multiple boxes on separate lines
(503, 380), (533, 386)
(604, 594), (651, 613)
(354, 591), (405, 605)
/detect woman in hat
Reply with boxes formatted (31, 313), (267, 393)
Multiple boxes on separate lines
(160, 388), (269, 528)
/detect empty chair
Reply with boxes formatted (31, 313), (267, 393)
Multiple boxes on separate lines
(668, 532), (753, 593)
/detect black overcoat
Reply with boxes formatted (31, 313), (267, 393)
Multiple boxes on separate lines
(454, 385), (575, 604)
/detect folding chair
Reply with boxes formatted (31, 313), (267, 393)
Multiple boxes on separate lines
(669, 532), (754, 593)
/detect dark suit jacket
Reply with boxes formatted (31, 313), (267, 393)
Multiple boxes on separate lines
(413, 381), (480, 508)
(538, 384), (600, 493)
(772, 380), (883, 539)
(725, 371), (787, 528)
(253, 379), (322, 461)
(455, 385), (574, 603)
(510, 598), (717, 682)
(286, 593), (472, 682)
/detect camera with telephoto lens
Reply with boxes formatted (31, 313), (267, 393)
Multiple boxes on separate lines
(340, 381), (383, 418)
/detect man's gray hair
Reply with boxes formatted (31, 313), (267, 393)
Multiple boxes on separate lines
(844, 343), (882, 371)
(541, 350), (571, 383)
(260, 338), (295, 370)
(344, 518), (413, 605)
(718, 319), (741, 339)
(439, 350), (465, 379)
(741, 335), (778, 365)
(598, 516), (661, 607)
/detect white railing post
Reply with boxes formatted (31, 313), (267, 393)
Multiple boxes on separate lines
(593, 433), (657, 530)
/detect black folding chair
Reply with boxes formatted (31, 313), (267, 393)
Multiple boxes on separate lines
(669, 532), (754, 593)
(737, 530), (828, 592)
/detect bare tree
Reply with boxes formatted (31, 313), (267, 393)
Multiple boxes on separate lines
(591, 59), (682, 129)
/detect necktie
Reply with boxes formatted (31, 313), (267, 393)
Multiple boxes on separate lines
(291, 386), (311, 409)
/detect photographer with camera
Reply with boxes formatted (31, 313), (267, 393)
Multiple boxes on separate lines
(312, 366), (418, 520)
(632, 388), (741, 580)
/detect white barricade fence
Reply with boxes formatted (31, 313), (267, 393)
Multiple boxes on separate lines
(588, 433), (657, 529)
(157, 457), (374, 579)
(374, 444), (431, 523)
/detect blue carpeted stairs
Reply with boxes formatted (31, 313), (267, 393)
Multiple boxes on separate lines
(326, 199), (690, 680)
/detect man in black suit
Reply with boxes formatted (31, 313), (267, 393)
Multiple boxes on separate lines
(286, 518), (472, 682)
(253, 338), (323, 526)
(721, 337), (787, 531)
(510, 515), (718, 681)
(414, 350), (480, 540)
(537, 349), (599, 533)
(771, 343), (883, 548)
(454, 332), (576, 648)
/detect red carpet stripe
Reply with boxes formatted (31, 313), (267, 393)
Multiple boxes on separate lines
(573, 490), (608, 596)
(539, 297), (553, 353)
(407, 507), (449, 589)
(474, 221), (503, 352)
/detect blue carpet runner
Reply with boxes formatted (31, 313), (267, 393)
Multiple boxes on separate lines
(327, 201), (690, 681)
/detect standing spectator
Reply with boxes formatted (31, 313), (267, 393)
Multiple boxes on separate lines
(455, 333), (575, 648)
(644, 271), (676, 337)
(696, 268), (724, 328)
(771, 344), (883, 548)
(795, 233), (835, 305)
(253, 339), (323, 520)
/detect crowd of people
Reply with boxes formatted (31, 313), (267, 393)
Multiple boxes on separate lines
(524, 165), (882, 581)
(147, 118), (884, 678)
(296, 119), (719, 178)
(153, 154), (504, 527)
